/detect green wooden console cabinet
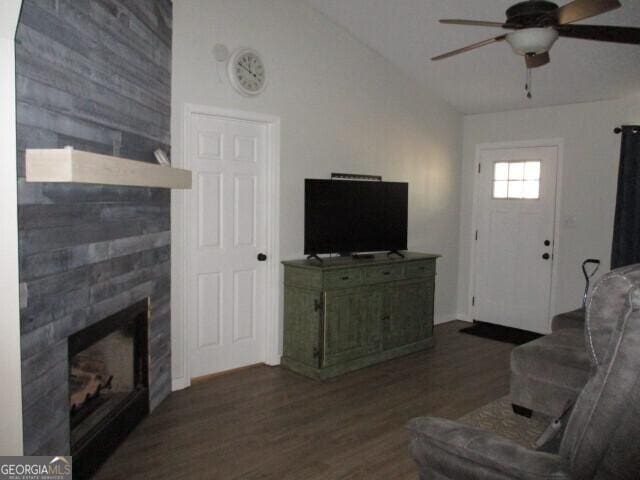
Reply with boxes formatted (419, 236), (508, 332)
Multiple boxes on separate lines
(281, 252), (439, 379)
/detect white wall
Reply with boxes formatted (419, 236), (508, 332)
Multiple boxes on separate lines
(458, 96), (640, 322)
(171, 0), (463, 383)
(0, 0), (23, 455)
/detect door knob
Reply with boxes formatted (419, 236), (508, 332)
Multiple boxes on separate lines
(544, 240), (551, 246)
(257, 253), (267, 261)
(542, 253), (550, 260)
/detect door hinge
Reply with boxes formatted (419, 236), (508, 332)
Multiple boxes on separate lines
(475, 230), (478, 241)
(472, 296), (475, 306)
(478, 163), (481, 174)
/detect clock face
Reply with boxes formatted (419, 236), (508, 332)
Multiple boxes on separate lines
(229, 49), (266, 96)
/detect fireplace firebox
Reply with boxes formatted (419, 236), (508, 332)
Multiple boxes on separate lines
(68, 299), (150, 479)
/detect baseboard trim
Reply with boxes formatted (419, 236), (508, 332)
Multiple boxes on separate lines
(171, 377), (190, 392)
(265, 355), (281, 367)
(435, 313), (470, 325)
(191, 363), (265, 385)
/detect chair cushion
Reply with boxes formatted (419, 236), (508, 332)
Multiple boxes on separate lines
(511, 329), (591, 392)
(551, 308), (585, 332)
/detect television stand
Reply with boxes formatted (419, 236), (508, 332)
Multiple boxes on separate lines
(306, 254), (323, 264)
(387, 250), (405, 259)
(281, 252), (440, 379)
(352, 253), (375, 260)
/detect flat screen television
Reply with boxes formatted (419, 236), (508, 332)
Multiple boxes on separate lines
(304, 179), (408, 255)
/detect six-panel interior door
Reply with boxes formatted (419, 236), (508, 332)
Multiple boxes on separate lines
(187, 112), (267, 378)
(473, 145), (558, 333)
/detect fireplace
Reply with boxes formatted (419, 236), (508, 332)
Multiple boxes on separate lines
(68, 300), (150, 479)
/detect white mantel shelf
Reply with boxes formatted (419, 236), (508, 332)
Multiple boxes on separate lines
(26, 148), (192, 189)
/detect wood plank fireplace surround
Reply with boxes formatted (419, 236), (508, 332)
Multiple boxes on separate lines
(15, 0), (176, 475)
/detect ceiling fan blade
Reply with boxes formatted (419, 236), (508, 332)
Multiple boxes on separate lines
(556, 24), (640, 44)
(431, 35), (507, 61)
(553, 0), (621, 25)
(525, 52), (550, 69)
(439, 19), (515, 29)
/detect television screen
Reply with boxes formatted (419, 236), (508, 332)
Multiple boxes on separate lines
(304, 179), (408, 255)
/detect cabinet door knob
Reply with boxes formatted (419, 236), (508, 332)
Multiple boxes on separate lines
(257, 253), (267, 261)
(542, 253), (550, 260)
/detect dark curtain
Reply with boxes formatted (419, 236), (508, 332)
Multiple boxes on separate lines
(611, 126), (640, 269)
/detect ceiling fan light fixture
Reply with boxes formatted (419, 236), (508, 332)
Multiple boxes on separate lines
(506, 27), (559, 55)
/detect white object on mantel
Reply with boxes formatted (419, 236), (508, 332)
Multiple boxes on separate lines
(26, 147), (192, 189)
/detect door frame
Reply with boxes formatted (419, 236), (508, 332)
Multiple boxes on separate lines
(1, 0), (24, 454)
(467, 138), (563, 332)
(172, 104), (281, 390)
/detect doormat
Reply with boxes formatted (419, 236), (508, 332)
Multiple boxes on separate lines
(460, 321), (543, 345)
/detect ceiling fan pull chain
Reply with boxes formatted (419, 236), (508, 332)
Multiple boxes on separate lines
(525, 67), (532, 99)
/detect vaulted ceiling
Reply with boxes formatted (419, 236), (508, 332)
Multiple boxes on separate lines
(303, 0), (640, 114)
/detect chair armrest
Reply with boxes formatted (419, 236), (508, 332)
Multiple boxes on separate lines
(408, 417), (570, 480)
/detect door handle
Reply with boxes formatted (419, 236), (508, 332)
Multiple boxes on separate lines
(544, 240), (551, 246)
(257, 253), (267, 261)
(542, 253), (550, 260)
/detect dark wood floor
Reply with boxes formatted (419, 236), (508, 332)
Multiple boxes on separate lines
(94, 321), (513, 479)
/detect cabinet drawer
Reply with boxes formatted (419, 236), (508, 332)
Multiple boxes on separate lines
(363, 264), (404, 283)
(405, 261), (435, 279)
(324, 269), (362, 289)
(285, 267), (323, 289)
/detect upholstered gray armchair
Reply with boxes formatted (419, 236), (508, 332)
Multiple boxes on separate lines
(408, 264), (640, 479)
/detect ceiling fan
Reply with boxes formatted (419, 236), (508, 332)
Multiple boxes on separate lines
(433, 0), (640, 72)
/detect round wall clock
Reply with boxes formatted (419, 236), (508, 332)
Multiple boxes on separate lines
(228, 48), (267, 97)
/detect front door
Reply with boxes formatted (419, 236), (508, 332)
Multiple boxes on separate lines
(186, 112), (268, 378)
(473, 145), (559, 333)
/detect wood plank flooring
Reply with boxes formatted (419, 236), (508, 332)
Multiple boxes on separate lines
(94, 321), (514, 479)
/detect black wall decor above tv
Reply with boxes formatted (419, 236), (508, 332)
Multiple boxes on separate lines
(304, 179), (408, 255)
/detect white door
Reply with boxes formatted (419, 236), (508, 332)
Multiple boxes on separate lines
(186, 112), (268, 378)
(473, 145), (559, 333)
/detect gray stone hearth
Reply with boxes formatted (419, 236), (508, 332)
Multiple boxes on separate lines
(16, 0), (173, 455)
